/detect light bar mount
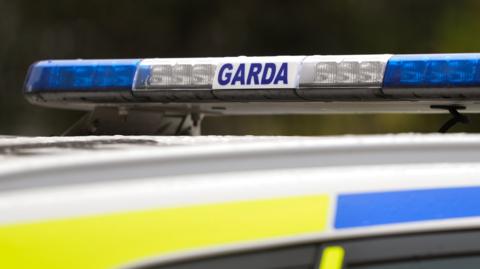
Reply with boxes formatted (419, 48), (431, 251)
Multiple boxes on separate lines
(63, 107), (202, 136)
(431, 105), (470, 133)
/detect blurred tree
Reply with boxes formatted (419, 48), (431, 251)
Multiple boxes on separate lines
(0, 0), (479, 135)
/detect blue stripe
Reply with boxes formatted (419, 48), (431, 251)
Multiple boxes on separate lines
(383, 53), (480, 88)
(24, 59), (140, 92)
(335, 186), (480, 229)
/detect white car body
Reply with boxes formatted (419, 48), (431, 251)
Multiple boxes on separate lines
(1, 134), (480, 269)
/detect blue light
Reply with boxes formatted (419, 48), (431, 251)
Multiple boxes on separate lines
(24, 59), (140, 92)
(383, 54), (480, 88)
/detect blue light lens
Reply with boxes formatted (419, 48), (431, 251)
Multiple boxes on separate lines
(24, 59), (140, 92)
(383, 54), (480, 88)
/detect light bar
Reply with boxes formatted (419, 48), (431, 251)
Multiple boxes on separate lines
(23, 54), (480, 113)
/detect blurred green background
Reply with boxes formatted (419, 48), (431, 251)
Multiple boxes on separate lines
(2, 0), (480, 136)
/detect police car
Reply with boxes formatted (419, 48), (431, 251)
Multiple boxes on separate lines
(4, 54), (480, 269)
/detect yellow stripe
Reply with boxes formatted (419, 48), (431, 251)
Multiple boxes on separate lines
(319, 246), (345, 269)
(0, 195), (330, 269)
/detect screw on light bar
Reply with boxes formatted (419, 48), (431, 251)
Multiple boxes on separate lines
(23, 53), (480, 113)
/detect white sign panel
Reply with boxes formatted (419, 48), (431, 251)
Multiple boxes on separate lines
(212, 56), (304, 89)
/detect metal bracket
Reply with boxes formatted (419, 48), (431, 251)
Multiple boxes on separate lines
(431, 105), (469, 133)
(63, 107), (203, 136)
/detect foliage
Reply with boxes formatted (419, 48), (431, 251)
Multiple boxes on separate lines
(0, 0), (478, 135)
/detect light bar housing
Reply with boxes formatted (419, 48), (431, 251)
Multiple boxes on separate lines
(23, 54), (480, 114)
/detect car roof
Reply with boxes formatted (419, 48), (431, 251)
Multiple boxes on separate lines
(0, 132), (479, 199)
(0, 133), (478, 174)
(1, 133), (480, 186)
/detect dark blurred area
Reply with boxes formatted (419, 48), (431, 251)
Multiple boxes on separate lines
(2, 0), (480, 135)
